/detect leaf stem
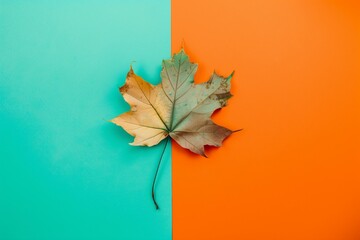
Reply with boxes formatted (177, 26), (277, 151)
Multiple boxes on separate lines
(152, 137), (170, 210)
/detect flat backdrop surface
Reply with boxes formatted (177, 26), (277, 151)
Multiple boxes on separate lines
(172, 0), (360, 239)
(1, 1), (360, 239)
(0, 1), (171, 239)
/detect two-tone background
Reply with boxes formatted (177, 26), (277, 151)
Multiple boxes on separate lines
(1, 1), (359, 239)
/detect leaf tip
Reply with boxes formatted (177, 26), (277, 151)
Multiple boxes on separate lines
(200, 151), (208, 158)
(107, 118), (115, 124)
(126, 67), (135, 80)
(128, 65), (134, 73)
(232, 128), (243, 133)
(179, 48), (186, 54)
(227, 71), (235, 80)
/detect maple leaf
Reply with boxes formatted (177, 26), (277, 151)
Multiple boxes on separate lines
(111, 49), (235, 157)
(111, 49), (238, 209)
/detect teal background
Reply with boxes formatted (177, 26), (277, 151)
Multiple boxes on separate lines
(0, 1), (171, 239)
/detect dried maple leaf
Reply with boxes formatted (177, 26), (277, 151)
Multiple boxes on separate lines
(112, 49), (235, 156)
(111, 49), (238, 209)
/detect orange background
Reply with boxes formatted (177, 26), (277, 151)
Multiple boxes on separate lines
(172, 1), (360, 239)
